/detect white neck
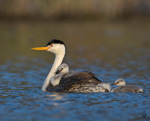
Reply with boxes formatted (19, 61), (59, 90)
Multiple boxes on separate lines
(41, 53), (65, 91)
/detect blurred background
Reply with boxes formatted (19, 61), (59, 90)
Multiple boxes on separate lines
(0, 0), (150, 20)
(0, 0), (150, 63)
(0, 0), (150, 64)
(0, 1), (150, 121)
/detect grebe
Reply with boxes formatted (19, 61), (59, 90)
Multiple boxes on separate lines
(32, 39), (109, 93)
(50, 63), (111, 92)
(111, 78), (144, 93)
(50, 63), (69, 86)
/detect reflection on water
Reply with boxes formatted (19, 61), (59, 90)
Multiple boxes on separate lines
(0, 20), (150, 121)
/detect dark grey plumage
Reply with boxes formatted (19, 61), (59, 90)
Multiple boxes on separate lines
(46, 71), (104, 92)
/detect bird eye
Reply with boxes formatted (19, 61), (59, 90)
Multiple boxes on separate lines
(51, 44), (53, 47)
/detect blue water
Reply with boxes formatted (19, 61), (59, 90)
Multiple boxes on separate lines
(0, 21), (150, 121)
(0, 55), (150, 121)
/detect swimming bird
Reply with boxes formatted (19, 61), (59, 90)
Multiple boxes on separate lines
(111, 78), (144, 93)
(32, 39), (109, 93)
(51, 63), (111, 92)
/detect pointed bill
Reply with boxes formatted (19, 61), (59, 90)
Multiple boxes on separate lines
(31, 47), (50, 50)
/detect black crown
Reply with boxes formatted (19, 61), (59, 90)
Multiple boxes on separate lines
(46, 39), (65, 46)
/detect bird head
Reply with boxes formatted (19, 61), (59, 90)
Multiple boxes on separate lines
(32, 39), (66, 55)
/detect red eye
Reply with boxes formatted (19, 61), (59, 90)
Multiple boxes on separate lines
(51, 44), (53, 47)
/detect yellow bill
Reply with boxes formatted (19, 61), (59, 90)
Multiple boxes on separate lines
(31, 47), (50, 50)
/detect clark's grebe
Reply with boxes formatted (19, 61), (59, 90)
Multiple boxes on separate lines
(111, 78), (144, 93)
(32, 39), (110, 93)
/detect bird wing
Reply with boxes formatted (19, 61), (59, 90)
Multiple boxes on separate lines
(46, 71), (102, 92)
(59, 71), (102, 91)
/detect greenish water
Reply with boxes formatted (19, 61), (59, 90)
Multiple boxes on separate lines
(0, 20), (150, 121)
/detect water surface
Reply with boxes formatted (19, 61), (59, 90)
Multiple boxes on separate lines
(0, 20), (150, 121)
